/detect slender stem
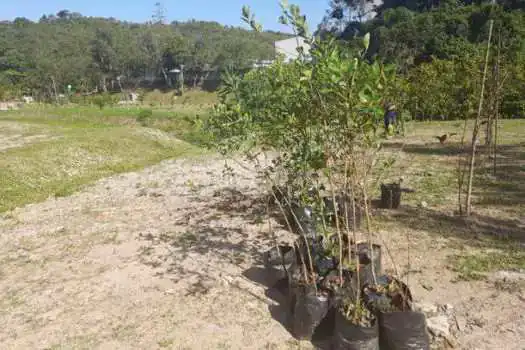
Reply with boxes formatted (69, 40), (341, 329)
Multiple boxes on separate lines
(465, 0), (495, 216)
(327, 168), (344, 287)
(361, 182), (377, 285)
(349, 175), (360, 304)
(267, 175), (315, 291)
(493, 28), (502, 176)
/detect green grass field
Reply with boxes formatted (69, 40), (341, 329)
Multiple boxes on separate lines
(0, 103), (210, 212)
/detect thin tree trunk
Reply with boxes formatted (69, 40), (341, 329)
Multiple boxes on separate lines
(117, 77), (124, 92)
(493, 29), (502, 175)
(51, 76), (59, 103)
(161, 67), (171, 88)
(465, 0), (495, 216)
(493, 100), (499, 175)
(457, 112), (470, 215)
(101, 77), (108, 93)
(193, 74), (198, 88)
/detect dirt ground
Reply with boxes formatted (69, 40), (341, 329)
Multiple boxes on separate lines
(0, 154), (523, 349)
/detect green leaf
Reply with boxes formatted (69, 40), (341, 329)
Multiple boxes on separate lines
(359, 90), (369, 103)
(241, 5), (250, 21)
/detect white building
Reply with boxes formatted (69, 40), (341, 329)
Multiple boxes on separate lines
(274, 36), (311, 63)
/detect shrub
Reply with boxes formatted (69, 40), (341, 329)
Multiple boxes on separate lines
(89, 93), (118, 109)
(206, 4), (406, 322)
(137, 109), (153, 126)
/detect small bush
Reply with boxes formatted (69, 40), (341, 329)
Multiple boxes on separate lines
(89, 93), (118, 109)
(137, 109), (153, 126)
(92, 95), (106, 109)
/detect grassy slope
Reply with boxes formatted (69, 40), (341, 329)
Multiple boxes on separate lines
(0, 103), (209, 212)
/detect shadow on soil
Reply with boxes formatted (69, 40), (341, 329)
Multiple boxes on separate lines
(380, 205), (525, 245)
(383, 141), (465, 157)
(382, 141), (524, 240)
(188, 187), (335, 344)
(241, 266), (333, 348)
(474, 144), (525, 207)
(384, 141), (525, 160)
(137, 184), (334, 345)
(136, 161), (523, 342)
(137, 184), (298, 290)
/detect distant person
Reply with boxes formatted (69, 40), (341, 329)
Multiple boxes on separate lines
(384, 103), (397, 136)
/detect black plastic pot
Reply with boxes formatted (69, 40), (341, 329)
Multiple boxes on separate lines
(363, 275), (414, 314)
(380, 183), (401, 209)
(332, 309), (379, 350)
(292, 285), (331, 341)
(262, 245), (295, 268)
(377, 311), (431, 350)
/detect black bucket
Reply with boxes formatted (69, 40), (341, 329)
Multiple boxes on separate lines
(377, 311), (431, 350)
(292, 285), (331, 341)
(332, 309), (379, 350)
(380, 183), (401, 209)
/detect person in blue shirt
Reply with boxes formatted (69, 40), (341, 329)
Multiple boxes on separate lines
(384, 103), (397, 136)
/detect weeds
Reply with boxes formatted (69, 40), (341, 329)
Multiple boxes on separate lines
(450, 249), (525, 280)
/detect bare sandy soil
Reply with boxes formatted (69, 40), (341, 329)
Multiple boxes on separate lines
(0, 154), (523, 349)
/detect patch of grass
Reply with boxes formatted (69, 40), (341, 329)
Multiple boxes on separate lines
(0, 124), (202, 212)
(450, 249), (525, 281)
(0, 102), (213, 212)
(1, 103), (211, 146)
(413, 165), (457, 206)
(405, 119), (525, 145)
(139, 89), (217, 107)
(136, 108), (153, 126)
(158, 338), (175, 348)
(179, 231), (199, 248)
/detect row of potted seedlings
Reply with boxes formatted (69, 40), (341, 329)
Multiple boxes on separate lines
(263, 187), (430, 349)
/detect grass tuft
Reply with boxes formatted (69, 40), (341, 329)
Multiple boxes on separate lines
(450, 249), (525, 281)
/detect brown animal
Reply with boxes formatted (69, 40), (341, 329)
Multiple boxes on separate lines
(435, 133), (457, 144)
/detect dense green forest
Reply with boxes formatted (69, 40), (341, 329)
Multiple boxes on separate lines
(0, 10), (288, 99)
(320, 0), (525, 117)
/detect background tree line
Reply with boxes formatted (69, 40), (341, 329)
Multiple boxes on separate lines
(319, 0), (525, 118)
(0, 10), (289, 100)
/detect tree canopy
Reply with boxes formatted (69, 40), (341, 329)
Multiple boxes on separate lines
(0, 12), (290, 99)
(319, 0), (525, 117)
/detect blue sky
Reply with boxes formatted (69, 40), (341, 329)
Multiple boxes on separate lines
(0, 0), (329, 32)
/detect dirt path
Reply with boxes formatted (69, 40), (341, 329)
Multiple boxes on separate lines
(0, 155), (523, 349)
